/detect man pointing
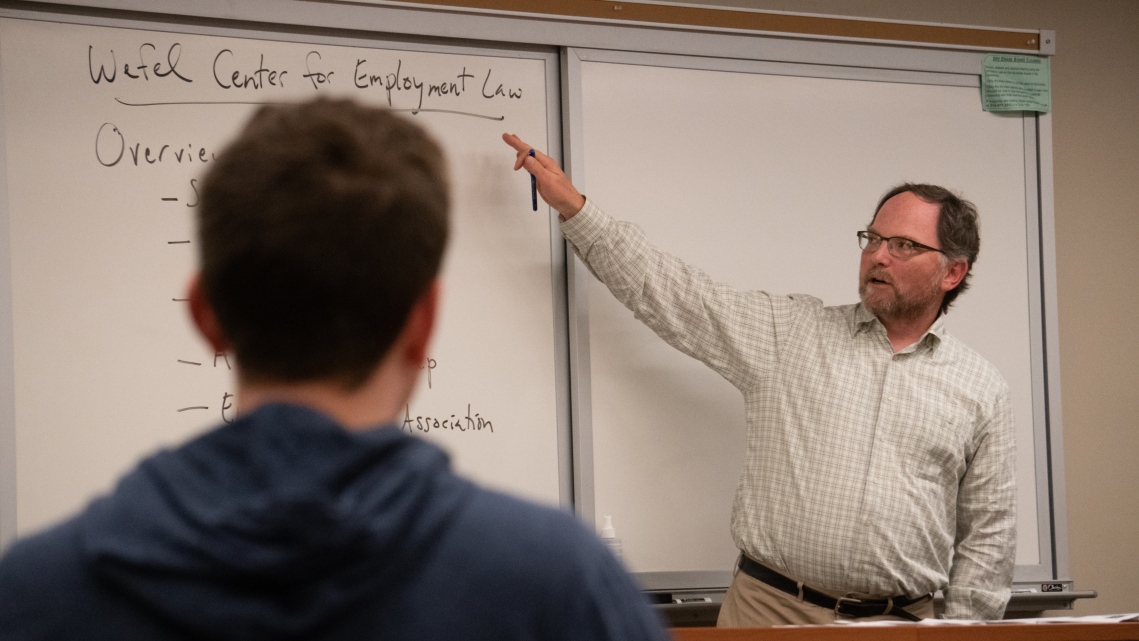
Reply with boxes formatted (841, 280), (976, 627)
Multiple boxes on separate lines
(505, 133), (1016, 625)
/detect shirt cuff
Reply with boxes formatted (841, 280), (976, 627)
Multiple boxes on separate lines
(559, 198), (612, 251)
(942, 585), (1010, 620)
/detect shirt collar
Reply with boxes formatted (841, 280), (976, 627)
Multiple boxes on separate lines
(852, 303), (946, 353)
(851, 303), (879, 336)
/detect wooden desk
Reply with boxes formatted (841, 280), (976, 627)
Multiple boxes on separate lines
(672, 622), (1139, 641)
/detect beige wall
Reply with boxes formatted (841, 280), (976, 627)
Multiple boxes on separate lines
(683, 0), (1139, 616)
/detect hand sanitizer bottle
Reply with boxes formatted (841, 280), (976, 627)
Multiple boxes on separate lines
(600, 515), (622, 561)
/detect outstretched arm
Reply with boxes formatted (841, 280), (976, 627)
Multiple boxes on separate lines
(502, 133), (784, 392)
(502, 133), (586, 219)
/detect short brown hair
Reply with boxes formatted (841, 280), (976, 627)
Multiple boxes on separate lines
(872, 183), (980, 315)
(197, 98), (450, 388)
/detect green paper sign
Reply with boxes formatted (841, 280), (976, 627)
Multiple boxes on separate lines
(981, 54), (1051, 113)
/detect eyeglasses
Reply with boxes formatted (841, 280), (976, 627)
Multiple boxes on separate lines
(856, 230), (945, 260)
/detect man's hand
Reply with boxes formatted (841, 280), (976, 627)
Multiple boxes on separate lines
(502, 133), (586, 219)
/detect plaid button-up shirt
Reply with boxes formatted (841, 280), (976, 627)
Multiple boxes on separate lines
(562, 200), (1016, 620)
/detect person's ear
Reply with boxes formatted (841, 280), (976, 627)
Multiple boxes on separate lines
(402, 279), (440, 366)
(187, 274), (231, 353)
(940, 259), (968, 292)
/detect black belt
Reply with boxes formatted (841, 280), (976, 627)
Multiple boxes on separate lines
(738, 556), (928, 622)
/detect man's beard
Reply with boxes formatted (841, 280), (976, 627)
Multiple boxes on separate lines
(859, 266), (944, 321)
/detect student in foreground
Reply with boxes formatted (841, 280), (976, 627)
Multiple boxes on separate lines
(0, 99), (668, 641)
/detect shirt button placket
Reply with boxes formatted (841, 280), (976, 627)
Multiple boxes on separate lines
(863, 356), (892, 527)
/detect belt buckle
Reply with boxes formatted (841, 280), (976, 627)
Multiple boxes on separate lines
(834, 596), (863, 617)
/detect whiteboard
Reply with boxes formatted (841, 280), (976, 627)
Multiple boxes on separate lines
(0, 16), (566, 536)
(0, 5), (1067, 595)
(571, 50), (1048, 585)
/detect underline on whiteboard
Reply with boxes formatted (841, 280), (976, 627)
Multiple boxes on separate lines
(114, 98), (506, 121)
(392, 108), (505, 121)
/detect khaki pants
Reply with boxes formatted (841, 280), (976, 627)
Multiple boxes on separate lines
(717, 561), (935, 627)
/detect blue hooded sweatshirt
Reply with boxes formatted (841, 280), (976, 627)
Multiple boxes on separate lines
(0, 403), (668, 641)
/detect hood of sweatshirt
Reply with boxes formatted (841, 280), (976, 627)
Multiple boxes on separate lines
(80, 402), (471, 639)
